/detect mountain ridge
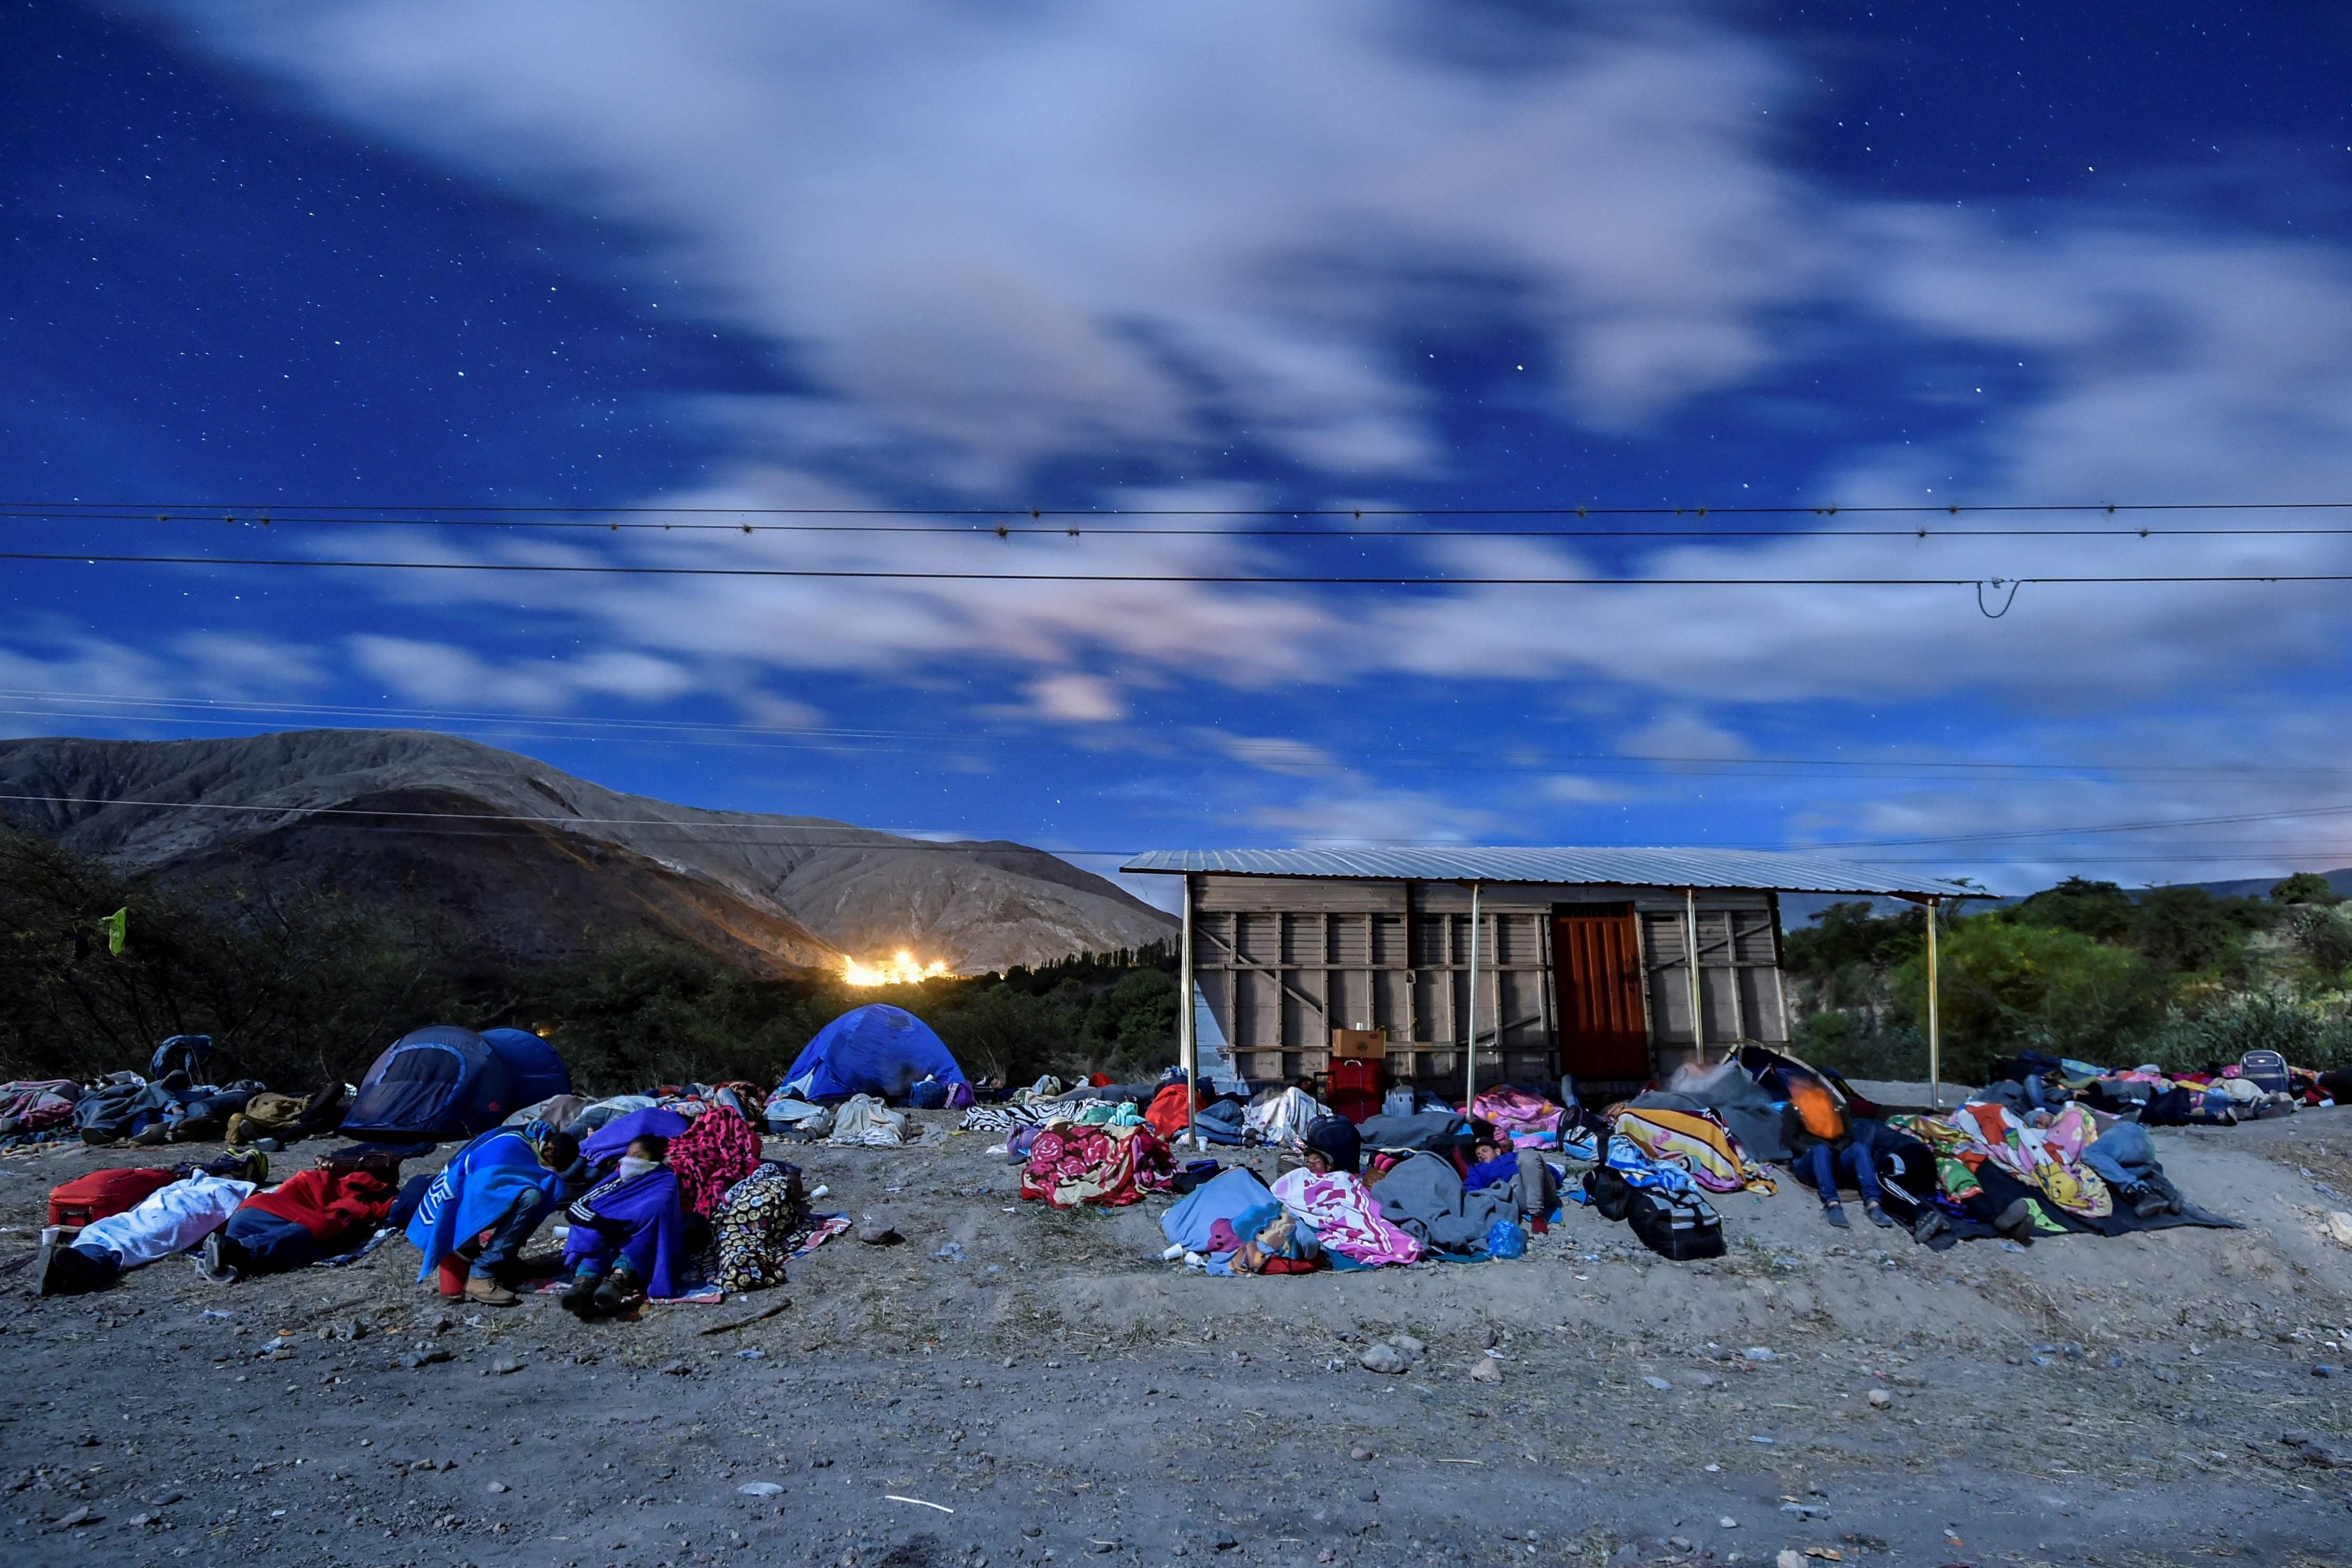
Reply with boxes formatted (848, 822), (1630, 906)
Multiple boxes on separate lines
(0, 730), (1176, 975)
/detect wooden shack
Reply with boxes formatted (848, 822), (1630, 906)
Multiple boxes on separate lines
(1122, 846), (1968, 1100)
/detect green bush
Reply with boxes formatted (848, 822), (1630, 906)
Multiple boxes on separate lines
(1792, 1008), (1928, 1083)
(0, 829), (465, 1088)
(1890, 915), (2170, 1082)
(2140, 990), (2352, 1074)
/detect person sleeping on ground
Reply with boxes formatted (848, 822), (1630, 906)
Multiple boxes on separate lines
(1463, 1132), (1560, 1233)
(406, 1120), (579, 1306)
(198, 1152), (404, 1283)
(562, 1133), (686, 1318)
(1270, 1116), (1422, 1267)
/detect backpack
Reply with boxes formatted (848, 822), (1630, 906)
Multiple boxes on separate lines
(1625, 1187), (1725, 1261)
(48, 1167), (177, 1228)
(1789, 1077), (1844, 1141)
(2239, 1050), (2290, 1095)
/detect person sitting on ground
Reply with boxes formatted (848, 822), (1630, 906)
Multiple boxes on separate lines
(561, 1133), (686, 1319)
(1462, 1131), (1559, 1234)
(1782, 1078), (1891, 1230)
(197, 1152), (404, 1283)
(407, 1119), (578, 1306)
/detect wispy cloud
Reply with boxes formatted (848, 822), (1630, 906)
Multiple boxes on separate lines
(82, 2), (2352, 883)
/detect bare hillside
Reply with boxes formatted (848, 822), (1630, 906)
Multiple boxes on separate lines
(0, 731), (1175, 974)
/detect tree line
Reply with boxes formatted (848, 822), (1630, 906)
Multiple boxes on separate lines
(1783, 872), (2352, 1084)
(0, 827), (1183, 1095)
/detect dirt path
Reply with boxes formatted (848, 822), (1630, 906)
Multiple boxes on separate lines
(6, 1108), (2352, 1566)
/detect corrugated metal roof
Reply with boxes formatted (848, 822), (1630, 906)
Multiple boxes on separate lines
(1122, 845), (1981, 898)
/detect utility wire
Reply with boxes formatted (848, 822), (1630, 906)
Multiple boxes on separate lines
(17, 500), (2352, 517)
(12, 507), (2352, 541)
(8, 550), (2351, 588)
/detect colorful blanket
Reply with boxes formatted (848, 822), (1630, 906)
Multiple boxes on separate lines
(669, 1104), (762, 1219)
(1270, 1167), (1423, 1266)
(1916, 1102), (2114, 1220)
(1607, 1104), (1775, 1194)
(1468, 1086), (1567, 1148)
(1020, 1122), (1176, 1208)
(710, 1163), (805, 1292)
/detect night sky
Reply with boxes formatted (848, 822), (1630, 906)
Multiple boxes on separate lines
(7, 2), (2352, 906)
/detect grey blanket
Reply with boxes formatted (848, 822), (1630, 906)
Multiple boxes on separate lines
(1369, 1150), (1510, 1254)
(1356, 1111), (1468, 1153)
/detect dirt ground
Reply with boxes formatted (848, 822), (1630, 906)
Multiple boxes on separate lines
(5, 1097), (2352, 1568)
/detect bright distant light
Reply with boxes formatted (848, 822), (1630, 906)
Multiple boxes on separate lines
(842, 951), (952, 986)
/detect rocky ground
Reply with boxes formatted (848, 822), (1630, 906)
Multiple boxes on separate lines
(5, 1100), (2351, 1568)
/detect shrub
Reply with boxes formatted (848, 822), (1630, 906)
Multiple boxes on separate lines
(2140, 990), (2352, 1074)
(0, 829), (465, 1087)
(1891, 915), (2170, 1083)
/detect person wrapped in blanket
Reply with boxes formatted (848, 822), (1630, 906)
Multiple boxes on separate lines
(561, 1133), (686, 1319)
(406, 1119), (579, 1306)
(197, 1148), (410, 1283)
(1463, 1130), (1560, 1234)
(1892, 1100), (2183, 1246)
(1267, 1117), (1423, 1269)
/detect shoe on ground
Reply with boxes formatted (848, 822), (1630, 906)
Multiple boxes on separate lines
(1821, 1202), (1851, 1230)
(1994, 1197), (2037, 1243)
(34, 1234), (68, 1296)
(195, 1231), (243, 1285)
(560, 1276), (601, 1320)
(462, 1274), (519, 1307)
(2134, 1190), (2177, 1219)
(1865, 1202), (1895, 1228)
(1911, 1211), (1951, 1243)
(591, 1273), (636, 1315)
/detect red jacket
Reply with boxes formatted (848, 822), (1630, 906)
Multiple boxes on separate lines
(241, 1167), (398, 1239)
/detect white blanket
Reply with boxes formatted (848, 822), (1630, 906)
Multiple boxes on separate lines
(826, 1093), (909, 1147)
(1244, 1086), (1329, 1147)
(74, 1173), (254, 1269)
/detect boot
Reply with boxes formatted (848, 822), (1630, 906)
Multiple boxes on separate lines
(560, 1273), (602, 1320)
(463, 1274), (519, 1307)
(1911, 1210), (1951, 1244)
(1992, 1197), (2037, 1244)
(591, 1270), (639, 1316)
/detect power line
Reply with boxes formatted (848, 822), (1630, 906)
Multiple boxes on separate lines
(12, 506), (2352, 541)
(9, 549), (2352, 588)
(17, 500), (2352, 517)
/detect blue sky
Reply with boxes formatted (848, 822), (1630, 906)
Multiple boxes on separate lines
(8, 2), (2352, 910)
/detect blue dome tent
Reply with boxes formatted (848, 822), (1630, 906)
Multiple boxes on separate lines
(781, 1004), (966, 1103)
(481, 1027), (573, 1108)
(343, 1024), (566, 1141)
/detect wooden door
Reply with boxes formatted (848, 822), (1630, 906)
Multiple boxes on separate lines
(1551, 903), (1650, 1084)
